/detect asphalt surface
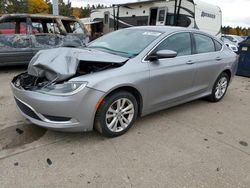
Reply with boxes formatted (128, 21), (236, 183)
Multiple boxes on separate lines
(0, 66), (249, 188)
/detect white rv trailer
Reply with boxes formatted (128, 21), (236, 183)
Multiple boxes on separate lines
(90, 0), (222, 37)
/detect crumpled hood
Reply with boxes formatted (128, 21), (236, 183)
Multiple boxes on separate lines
(28, 47), (128, 82)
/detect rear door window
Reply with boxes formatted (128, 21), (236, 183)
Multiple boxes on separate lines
(194, 34), (215, 54)
(214, 40), (222, 51)
(0, 22), (16, 34)
(0, 21), (26, 34)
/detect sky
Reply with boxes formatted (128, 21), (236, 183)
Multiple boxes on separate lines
(69, 0), (250, 28)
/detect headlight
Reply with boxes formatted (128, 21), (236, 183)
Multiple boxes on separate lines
(37, 82), (87, 96)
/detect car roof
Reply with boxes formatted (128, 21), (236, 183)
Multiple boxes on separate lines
(0, 14), (77, 21)
(126, 26), (208, 35)
(125, 26), (223, 44)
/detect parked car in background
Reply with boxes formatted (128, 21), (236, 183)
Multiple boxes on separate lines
(0, 14), (89, 66)
(241, 36), (248, 40)
(11, 26), (238, 137)
(222, 34), (244, 47)
(221, 37), (238, 52)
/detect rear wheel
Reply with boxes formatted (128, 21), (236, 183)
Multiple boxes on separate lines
(94, 91), (138, 137)
(207, 72), (229, 102)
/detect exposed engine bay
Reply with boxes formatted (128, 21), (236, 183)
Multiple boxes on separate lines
(12, 47), (128, 91)
(13, 62), (120, 90)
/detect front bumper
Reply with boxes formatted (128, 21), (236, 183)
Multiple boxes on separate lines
(11, 82), (105, 132)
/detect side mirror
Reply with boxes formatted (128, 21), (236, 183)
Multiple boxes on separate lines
(147, 50), (177, 61)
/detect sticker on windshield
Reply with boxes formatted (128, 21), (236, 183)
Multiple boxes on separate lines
(143, 32), (161, 37)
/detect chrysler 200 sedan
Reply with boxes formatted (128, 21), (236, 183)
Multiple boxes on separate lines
(11, 26), (238, 137)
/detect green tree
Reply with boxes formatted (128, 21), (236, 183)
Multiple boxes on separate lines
(80, 4), (91, 18)
(6, 0), (27, 13)
(72, 7), (81, 18)
(58, 0), (72, 16)
(45, 0), (52, 14)
(79, 3), (106, 18)
(222, 26), (250, 36)
(0, 0), (6, 14)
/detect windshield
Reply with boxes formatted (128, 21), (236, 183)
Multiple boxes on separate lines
(88, 29), (162, 58)
(222, 37), (235, 45)
(224, 35), (244, 43)
(234, 36), (244, 42)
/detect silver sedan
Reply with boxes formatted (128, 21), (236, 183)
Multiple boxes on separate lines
(11, 26), (238, 137)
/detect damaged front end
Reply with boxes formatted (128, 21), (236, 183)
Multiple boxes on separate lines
(12, 73), (88, 96)
(12, 47), (128, 95)
(12, 72), (49, 91)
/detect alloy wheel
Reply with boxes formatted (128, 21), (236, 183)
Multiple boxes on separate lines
(215, 76), (228, 100)
(105, 98), (135, 132)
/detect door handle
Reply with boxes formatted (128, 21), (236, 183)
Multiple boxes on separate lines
(215, 57), (222, 61)
(186, 60), (194, 65)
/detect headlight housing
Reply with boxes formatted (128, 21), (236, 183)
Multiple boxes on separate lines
(37, 82), (87, 96)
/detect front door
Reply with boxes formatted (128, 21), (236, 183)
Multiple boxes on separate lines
(30, 18), (63, 53)
(147, 32), (196, 111)
(156, 7), (167, 26)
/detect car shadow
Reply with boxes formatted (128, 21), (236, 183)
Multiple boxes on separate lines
(58, 98), (209, 140)
(0, 98), (213, 156)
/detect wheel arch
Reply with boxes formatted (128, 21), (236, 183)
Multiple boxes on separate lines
(222, 69), (232, 81)
(101, 85), (143, 117)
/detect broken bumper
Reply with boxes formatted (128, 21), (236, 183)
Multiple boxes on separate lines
(11, 83), (105, 132)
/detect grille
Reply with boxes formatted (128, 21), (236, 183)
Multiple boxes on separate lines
(43, 115), (71, 122)
(15, 98), (41, 121)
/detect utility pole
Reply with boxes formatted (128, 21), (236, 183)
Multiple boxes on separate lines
(52, 0), (59, 15)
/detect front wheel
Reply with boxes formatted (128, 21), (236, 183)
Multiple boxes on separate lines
(207, 73), (229, 102)
(94, 91), (138, 137)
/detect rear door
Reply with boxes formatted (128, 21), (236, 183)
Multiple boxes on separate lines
(148, 32), (196, 110)
(0, 18), (33, 65)
(191, 33), (224, 93)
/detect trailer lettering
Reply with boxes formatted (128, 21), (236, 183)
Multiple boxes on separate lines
(201, 11), (216, 19)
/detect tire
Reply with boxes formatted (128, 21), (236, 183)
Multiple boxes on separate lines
(207, 72), (230, 102)
(94, 91), (138, 137)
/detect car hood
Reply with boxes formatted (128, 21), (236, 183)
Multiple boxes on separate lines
(28, 47), (129, 82)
